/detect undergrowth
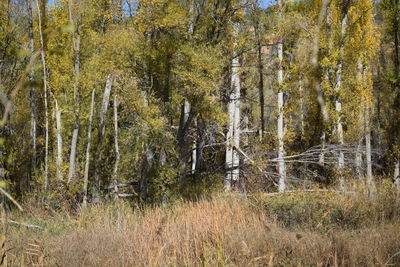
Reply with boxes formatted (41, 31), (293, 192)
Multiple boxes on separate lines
(2, 182), (400, 266)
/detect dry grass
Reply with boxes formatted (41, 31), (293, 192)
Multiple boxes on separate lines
(3, 190), (400, 266)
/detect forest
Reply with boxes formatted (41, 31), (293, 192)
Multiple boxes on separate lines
(1, 0), (400, 265)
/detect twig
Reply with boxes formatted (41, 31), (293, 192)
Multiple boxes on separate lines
(233, 145), (278, 186)
(0, 187), (23, 211)
(0, 218), (43, 229)
(1, 51), (40, 128)
(384, 251), (400, 266)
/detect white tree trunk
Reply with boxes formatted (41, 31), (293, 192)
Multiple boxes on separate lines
(28, 0), (36, 175)
(191, 139), (197, 174)
(277, 0), (286, 192)
(355, 61), (363, 179)
(191, 117), (197, 175)
(67, 0), (82, 184)
(83, 89), (96, 205)
(36, 1), (49, 189)
(355, 140), (362, 178)
(113, 92), (120, 182)
(394, 161), (400, 192)
(365, 106), (374, 191)
(299, 80), (305, 136)
(335, 2), (349, 190)
(225, 24), (241, 191)
(100, 75), (113, 138)
(94, 75), (114, 191)
(55, 98), (63, 181)
(319, 132), (326, 165)
(177, 99), (191, 175)
(277, 90), (286, 193)
(67, 128), (79, 183)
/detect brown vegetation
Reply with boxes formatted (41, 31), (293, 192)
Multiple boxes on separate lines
(3, 184), (400, 266)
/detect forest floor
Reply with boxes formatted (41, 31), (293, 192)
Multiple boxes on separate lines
(3, 182), (400, 266)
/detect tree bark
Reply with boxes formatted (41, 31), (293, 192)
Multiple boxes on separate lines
(277, 0), (286, 193)
(394, 161), (400, 192)
(365, 105), (375, 193)
(177, 100), (192, 176)
(225, 23), (241, 191)
(83, 89), (96, 205)
(27, 0), (37, 177)
(195, 117), (205, 172)
(36, 1), (49, 190)
(67, 0), (82, 183)
(299, 80), (305, 136)
(355, 140), (362, 178)
(319, 132), (326, 165)
(55, 98), (63, 181)
(255, 22), (265, 137)
(113, 91), (120, 182)
(94, 74), (114, 193)
(335, 0), (350, 190)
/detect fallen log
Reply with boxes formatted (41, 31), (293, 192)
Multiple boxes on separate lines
(0, 218), (43, 229)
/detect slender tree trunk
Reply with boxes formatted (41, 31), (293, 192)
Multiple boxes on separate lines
(191, 139), (197, 174)
(255, 23), (265, 137)
(355, 139), (362, 178)
(83, 89), (96, 205)
(195, 117), (205, 172)
(55, 98), (63, 181)
(335, 1), (349, 190)
(27, 0), (37, 177)
(394, 161), (400, 192)
(36, 1), (49, 190)
(67, 126), (79, 182)
(319, 2), (331, 165)
(319, 132), (326, 165)
(179, 7), (196, 176)
(299, 80), (305, 136)
(94, 74), (114, 193)
(177, 100), (191, 175)
(365, 105), (374, 192)
(394, 25), (399, 78)
(354, 60), (364, 179)
(191, 118), (197, 175)
(225, 23), (241, 191)
(336, 2), (349, 163)
(67, 0), (82, 183)
(277, 0), (286, 193)
(140, 144), (154, 201)
(392, 4), (400, 193)
(113, 91), (120, 182)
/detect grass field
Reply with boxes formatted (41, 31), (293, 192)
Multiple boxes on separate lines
(2, 182), (400, 266)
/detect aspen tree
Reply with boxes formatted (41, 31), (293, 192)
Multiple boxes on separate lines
(334, 0), (350, 183)
(277, 0), (286, 193)
(27, 0), (37, 175)
(225, 23), (241, 191)
(83, 89), (96, 205)
(36, 0), (50, 189)
(67, 0), (82, 183)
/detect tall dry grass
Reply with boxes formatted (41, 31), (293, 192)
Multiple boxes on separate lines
(3, 189), (400, 266)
